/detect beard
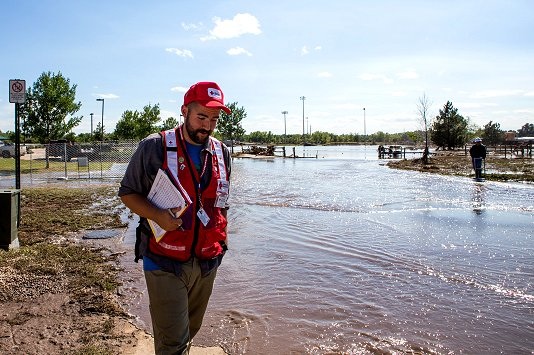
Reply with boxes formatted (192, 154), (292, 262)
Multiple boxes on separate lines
(185, 116), (212, 144)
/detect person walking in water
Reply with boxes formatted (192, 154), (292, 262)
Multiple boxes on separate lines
(469, 137), (487, 180)
(118, 81), (232, 354)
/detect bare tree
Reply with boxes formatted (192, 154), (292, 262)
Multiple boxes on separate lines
(417, 93), (431, 164)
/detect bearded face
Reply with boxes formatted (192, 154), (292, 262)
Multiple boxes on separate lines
(185, 113), (212, 144)
(182, 103), (220, 145)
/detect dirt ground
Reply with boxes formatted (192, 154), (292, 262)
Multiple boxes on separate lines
(0, 185), (225, 355)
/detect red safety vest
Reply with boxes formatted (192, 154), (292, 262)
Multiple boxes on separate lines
(147, 126), (229, 262)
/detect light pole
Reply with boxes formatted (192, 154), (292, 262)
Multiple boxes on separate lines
(90, 113), (94, 140)
(363, 107), (366, 143)
(300, 96), (306, 144)
(96, 98), (105, 141)
(306, 117), (309, 135)
(281, 111), (288, 138)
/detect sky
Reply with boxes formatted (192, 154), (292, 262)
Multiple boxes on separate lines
(1, 0), (533, 137)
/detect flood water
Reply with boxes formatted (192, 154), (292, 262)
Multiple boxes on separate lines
(122, 145), (533, 354)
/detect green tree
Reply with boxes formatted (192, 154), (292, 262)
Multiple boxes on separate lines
(517, 123), (534, 136)
(21, 71), (82, 143)
(430, 101), (468, 150)
(114, 104), (161, 140)
(482, 121), (503, 146)
(160, 116), (179, 131)
(216, 102), (246, 148)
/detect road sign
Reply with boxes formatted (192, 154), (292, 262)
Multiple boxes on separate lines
(9, 79), (26, 103)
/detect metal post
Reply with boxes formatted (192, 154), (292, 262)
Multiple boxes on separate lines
(363, 107), (366, 143)
(15, 103), (20, 189)
(281, 111), (288, 141)
(90, 112), (94, 140)
(96, 98), (104, 141)
(300, 96), (306, 144)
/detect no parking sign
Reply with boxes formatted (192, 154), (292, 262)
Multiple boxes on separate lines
(9, 79), (26, 103)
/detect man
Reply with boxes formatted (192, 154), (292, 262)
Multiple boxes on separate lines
(469, 137), (486, 180)
(118, 81), (232, 354)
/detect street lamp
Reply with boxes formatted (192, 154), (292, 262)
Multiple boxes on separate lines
(281, 111), (288, 137)
(363, 107), (366, 143)
(300, 96), (306, 144)
(96, 98), (105, 141)
(90, 113), (94, 140)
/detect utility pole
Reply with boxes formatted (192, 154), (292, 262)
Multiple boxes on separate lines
(281, 111), (288, 141)
(90, 113), (94, 140)
(300, 96), (306, 144)
(363, 107), (366, 143)
(96, 98), (105, 141)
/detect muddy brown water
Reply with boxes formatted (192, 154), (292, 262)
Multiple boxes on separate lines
(116, 146), (534, 354)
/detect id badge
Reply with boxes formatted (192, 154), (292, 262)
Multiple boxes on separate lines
(215, 179), (229, 208)
(215, 193), (228, 208)
(197, 207), (210, 227)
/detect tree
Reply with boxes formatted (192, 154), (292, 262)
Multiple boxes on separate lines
(114, 104), (161, 140)
(216, 102), (246, 152)
(21, 71), (82, 143)
(517, 123), (534, 137)
(160, 117), (179, 131)
(430, 101), (468, 150)
(482, 121), (503, 146)
(417, 93), (432, 163)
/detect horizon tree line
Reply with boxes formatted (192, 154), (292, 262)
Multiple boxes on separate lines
(2, 71), (533, 149)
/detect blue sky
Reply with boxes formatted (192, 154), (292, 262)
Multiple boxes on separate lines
(1, 0), (533, 136)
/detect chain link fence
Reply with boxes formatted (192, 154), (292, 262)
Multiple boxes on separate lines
(0, 141), (139, 187)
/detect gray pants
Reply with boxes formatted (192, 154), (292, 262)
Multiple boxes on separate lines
(144, 259), (217, 355)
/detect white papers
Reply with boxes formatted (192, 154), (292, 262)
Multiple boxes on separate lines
(147, 169), (191, 241)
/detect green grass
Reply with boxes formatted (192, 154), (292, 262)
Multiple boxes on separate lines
(0, 158), (114, 174)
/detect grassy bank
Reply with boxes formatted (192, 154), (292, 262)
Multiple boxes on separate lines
(387, 150), (534, 183)
(0, 185), (144, 354)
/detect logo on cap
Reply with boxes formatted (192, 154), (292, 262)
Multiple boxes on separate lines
(208, 88), (222, 100)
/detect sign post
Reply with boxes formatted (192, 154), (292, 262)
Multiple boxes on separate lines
(9, 79), (26, 190)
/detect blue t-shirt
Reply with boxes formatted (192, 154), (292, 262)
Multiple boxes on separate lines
(143, 255), (160, 271)
(185, 141), (202, 172)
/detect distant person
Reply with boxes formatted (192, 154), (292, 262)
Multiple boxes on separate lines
(469, 137), (487, 180)
(118, 81), (232, 354)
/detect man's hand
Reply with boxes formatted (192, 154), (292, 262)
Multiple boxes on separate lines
(154, 208), (184, 231)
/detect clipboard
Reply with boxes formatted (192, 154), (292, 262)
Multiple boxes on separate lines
(147, 169), (191, 241)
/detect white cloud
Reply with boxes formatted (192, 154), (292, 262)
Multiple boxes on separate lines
(396, 70), (418, 80)
(201, 13), (261, 41)
(391, 91), (407, 97)
(165, 48), (194, 59)
(456, 102), (499, 109)
(301, 45), (322, 56)
(227, 47), (252, 56)
(470, 89), (524, 99)
(513, 108), (534, 114)
(181, 22), (203, 31)
(524, 91), (534, 97)
(317, 71), (332, 78)
(359, 73), (393, 84)
(94, 94), (119, 99)
(171, 86), (188, 93)
(160, 109), (179, 120)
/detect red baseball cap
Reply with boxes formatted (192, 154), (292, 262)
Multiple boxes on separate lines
(183, 82), (231, 114)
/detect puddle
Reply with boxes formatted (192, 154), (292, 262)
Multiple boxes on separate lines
(83, 229), (123, 239)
